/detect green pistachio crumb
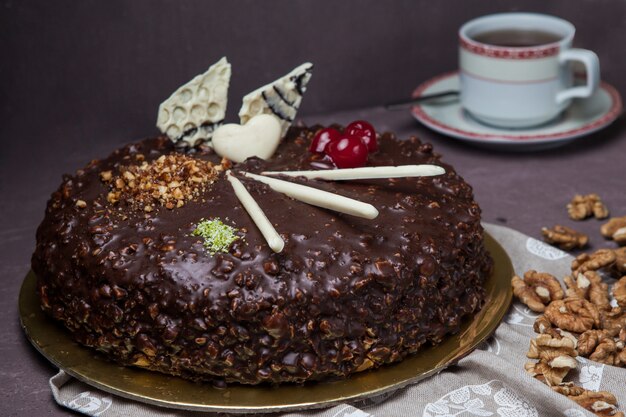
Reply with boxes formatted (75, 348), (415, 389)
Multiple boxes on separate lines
(192, 218), (239, 255)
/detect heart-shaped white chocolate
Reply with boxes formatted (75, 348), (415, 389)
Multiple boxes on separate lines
(212, 114), (282, 163)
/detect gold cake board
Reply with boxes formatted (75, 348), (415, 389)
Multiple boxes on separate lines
(19, 232), (512, 413)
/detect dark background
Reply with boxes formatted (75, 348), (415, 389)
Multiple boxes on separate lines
(2, 1), (626, 415)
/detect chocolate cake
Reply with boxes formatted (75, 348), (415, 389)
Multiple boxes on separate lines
(32, 125), (493, 385)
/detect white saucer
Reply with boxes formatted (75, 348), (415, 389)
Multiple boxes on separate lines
(411, 72), (622, 151)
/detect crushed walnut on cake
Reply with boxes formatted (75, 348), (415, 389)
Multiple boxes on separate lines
(101, 153), (220, 211)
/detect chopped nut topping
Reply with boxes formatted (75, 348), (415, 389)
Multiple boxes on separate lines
(100, 170), (113, 182)
(101, 153), (219, 212)
(567, 193), (609, 220)
(542, 225), (588, 250)
(75, 199), (87, 208)
(107, 191), (120, 204)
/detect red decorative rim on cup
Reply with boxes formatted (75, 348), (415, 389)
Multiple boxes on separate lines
(459, 36), (560, 60)
(411, 71), (622, 142)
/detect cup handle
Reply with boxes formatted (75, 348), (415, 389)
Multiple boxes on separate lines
(556, 49), (600, 104)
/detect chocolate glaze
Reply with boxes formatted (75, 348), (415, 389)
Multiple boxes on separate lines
(32, 126), (493, 385)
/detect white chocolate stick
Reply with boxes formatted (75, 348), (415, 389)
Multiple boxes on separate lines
(226, 171), (285, 253)
(242, 172), (379, 220)
(261, 165), (445, 181)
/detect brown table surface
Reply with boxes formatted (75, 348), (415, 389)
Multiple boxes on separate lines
(2, 1), (626, 415)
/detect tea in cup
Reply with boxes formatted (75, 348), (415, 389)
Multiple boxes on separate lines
(459, 13), (600, 128)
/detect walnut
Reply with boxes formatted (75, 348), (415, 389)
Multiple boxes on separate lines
(613, 276), (626, 309)
(601, 216), (626, 238)
(613, 248), (626, 275)
(532, 318), (579, 348)
(534, 315), (553, 334)
(616, 345), (626, 367)
(524, 361), (573, 386)
(586, 271), (611, 310)
(545, 298), (600, 333)
(107, 191), (120, 204)
(568, 390), (620, 417)
(525, 333), (577, 386)
(552, 382), (586, 397)
(564, 274), (591, 299)
(558, 329), (579, 348)
(106, 153), (218, 212)
(615, 228), (626, 246)
(563, 271), (610, 311)
(578, 329), (611, 356)
(100, 170), (113, 182)
(572, 249), (616, 275)
(600, 307), (626, 338)
(542, 225), (589, 250)
(527, 333), (578, 360)
(512, 271), (564, 312)
(552, 384), (624, 416)
(568, 193), (609, 220)
(589, 337), (618, 365)
(592, 201), (610, 220)
(512, 276), (545, 312)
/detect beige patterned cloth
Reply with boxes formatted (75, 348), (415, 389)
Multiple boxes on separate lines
(49, 224), (626, 417)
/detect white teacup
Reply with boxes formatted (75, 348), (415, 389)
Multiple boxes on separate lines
(459, 13), (600, 128)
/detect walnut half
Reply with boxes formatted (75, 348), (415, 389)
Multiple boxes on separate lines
(525, 333), (577, 386)
(542, 225), (588, 250)
(571, 249), (616, 276)
(554, 385), (624, 417)
(601, 216), (626, 245)
(567, 193), (609, 220)
(613, 248), (626, 275)
(613, 276), (626, 309)
(512, 270), (564, 313)
(544, 298), (600, 333)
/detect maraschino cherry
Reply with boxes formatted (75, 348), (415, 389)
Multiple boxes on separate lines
(307, 120), (378, 169)
(345, 120), (378, 152)
(326, 135), (369, 169)
(309, 128), (342, 153)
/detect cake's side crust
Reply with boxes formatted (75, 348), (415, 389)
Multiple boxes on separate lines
(32, 127), (493, 385)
